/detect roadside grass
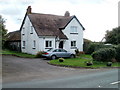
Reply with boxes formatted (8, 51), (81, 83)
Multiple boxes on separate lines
(49, 54), (120, 68)
(1, 49), (35, 58)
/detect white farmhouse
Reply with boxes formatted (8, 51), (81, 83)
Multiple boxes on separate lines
(20, 6), (85, 55)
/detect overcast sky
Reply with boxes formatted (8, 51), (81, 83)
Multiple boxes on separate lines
(0, 0), (119, 42)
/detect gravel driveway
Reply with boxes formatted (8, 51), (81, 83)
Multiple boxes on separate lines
(2, 55), (109, 84)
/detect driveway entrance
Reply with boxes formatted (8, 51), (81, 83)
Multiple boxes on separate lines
(3, 55), (118, 88)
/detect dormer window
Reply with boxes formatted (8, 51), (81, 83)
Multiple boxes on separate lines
(30, 26), (33, 34)
(70, 26), (78, 34)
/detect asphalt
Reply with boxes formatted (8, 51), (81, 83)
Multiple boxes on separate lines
(2, 55), (120, 88)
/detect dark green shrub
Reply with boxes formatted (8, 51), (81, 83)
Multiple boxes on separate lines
(115, 44), (120, 62)
(35, 51), (45, 58)
(86, 43), (115, 54)
(83, 39), (92, 53)
(87, 43), (103, 54)
(92, 48), (116, 62)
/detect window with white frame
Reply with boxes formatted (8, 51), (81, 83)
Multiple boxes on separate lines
(70, 26), (78, 33)
(30, 26), (33, 34)
(45, 41), (52, 48)
(71, 41), (76, 48)
(22, 41), (25, 49)
(22, 27), (25, 35)
(33, 40), (36, 49)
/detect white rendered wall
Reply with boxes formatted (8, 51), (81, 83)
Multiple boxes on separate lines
(21, 16), (40, 55)
(42, 37), (56, 51)
(21, 16), (56, 54)
(62, 18), (84, 54)
(21, 16), (83, 54)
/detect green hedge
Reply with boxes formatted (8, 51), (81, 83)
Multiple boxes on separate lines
(91, 48), (116, 62)
(115, 44), (120, 62)
(86, 43), (115, 54)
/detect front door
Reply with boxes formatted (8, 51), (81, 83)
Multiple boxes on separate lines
(59, 41), (63, 49)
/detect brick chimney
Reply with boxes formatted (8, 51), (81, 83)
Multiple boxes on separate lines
(64, 11), (70, 17)
(27, 6), (32, 14)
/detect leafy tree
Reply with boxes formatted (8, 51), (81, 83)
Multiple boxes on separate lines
(0, 15), (7, 49)
(105, 27), (120, 44)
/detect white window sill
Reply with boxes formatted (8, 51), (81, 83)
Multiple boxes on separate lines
(71, 47), (77, 49)
(22, 47), (25, 49)
(70, 33), (78, 34)
(45, 47), (52, 49)
(32, 47), (36, 49)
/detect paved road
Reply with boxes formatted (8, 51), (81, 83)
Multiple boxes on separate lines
(2, 55), (119, 88)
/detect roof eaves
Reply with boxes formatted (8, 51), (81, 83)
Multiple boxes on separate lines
(20, 13), (27, 31)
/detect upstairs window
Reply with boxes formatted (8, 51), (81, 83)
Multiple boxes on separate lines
(22, 27), (25, 35)
(30, 26), (33, 34)
(70, 26), (78, 34)
(71, 41), (76, 49)
(46, 41), (52, 48)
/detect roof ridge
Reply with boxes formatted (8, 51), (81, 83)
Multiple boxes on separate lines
(30, 12), (73, 17)
(8, 30), (20, 33)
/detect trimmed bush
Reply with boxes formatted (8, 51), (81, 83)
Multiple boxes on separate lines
(86, 61), (93, 66)
(92, 48), (116, 62)
(35, 51), (45, 58)
(58, 58), (65, 62)
(86, 43), (115, 54)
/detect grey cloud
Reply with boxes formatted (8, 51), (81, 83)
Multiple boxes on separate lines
(0, 8), (22, 16)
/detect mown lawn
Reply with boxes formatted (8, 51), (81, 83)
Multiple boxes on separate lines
(49, 54), (120, 68)
(1, 49), (35, 58)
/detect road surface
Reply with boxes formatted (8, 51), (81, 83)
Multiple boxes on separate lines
(2, 55), (119, 88)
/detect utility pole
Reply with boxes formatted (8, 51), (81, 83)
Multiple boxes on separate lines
(118, 2), (120, 44)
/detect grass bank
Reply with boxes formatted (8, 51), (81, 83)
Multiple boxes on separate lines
(1, 49), (35, 58)
(49, 54), (120, 68)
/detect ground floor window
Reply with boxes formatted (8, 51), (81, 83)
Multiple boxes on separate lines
(45, 40), (52, 48)
(71, 41), (76, 48)
(22, 41), (25, 49)
(33, 40), (36, 49)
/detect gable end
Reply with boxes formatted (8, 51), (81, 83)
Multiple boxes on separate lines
(60, 15), (85, 30)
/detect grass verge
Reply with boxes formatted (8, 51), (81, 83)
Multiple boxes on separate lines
(49, 54), (120, 68)
(1, 49), (35, 58)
